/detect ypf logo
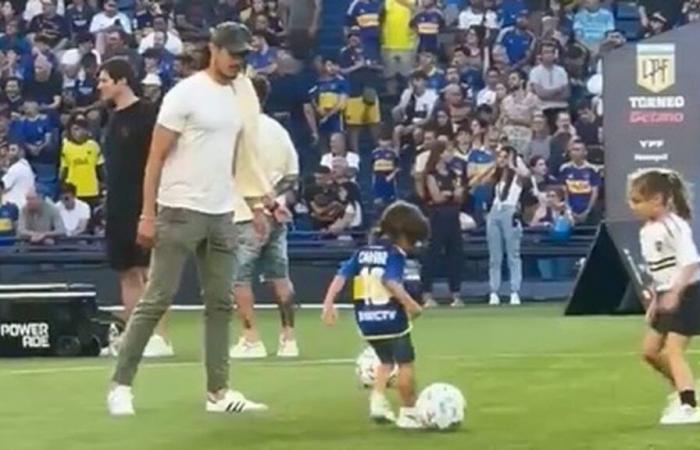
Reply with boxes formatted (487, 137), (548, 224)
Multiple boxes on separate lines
(636, 44), (675, 93)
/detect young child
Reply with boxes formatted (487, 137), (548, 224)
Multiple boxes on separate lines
(371, 134), (399, 211)
(628, 168), (700, 425)
(321, 201), (429, 429)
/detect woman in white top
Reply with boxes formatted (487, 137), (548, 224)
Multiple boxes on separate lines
(629, 168), (700, 425)
(473, 145), (530, 306)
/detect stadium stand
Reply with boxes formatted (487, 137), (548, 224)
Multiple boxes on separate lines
(0, 0), (696, 301)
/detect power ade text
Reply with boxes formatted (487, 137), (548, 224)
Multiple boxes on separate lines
(0, 322), (50, 348)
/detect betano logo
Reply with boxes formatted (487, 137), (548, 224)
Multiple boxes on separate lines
(636, 44), (675, 93)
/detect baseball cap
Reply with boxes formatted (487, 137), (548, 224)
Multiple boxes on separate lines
(211, 22), (253, 55)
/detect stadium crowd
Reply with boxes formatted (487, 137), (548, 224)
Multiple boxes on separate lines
(0, 0), (694, 254)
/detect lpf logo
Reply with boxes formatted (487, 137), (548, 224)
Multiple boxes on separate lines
(636, 44), (676, 93)
(0, 322), (50, 348)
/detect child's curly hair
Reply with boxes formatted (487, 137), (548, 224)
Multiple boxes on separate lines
(377, 201), (430, 245)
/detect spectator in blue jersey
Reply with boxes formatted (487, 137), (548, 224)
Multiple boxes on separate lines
(247, 31), (278, 76)
(307, 57), (349, 151)
(416, 51), (446, 94)
(452, 46), (484, 96)
(0, 19), (31, 56)
(498, 0), (527, 28)
(0, 180), (19, 243)
(371, 132), (399, 212)
(142, 47), (173, 90)
(410, 0), (446, 56)
(73, 53), (99, 112)
(345, 0), (381, 60)
(573, 0), (615, 53)
(558, 138), (601, 225)
(465, 118), (495, 224)
(12, 97), (56, 165)
(27, 0), (70, 52)
(496, 9), (536, 71)
(65, 0), (95, 37)
(339, 26), (382, 152)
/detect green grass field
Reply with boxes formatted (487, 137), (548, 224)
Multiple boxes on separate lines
(3, 304), (700, 450)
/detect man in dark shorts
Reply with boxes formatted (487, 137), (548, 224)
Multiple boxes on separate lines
(99, 58), (173, 358)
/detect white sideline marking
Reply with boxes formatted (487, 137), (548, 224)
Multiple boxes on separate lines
(2, 358), (356, 376)
(8, 350), (700, 376)
(98, 304), (354, 312)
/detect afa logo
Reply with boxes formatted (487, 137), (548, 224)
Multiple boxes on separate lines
(636, 43), (675, 94)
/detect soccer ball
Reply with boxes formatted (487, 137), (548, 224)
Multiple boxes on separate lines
(355, 346), (397, 388)
(416, 383), (466, 430)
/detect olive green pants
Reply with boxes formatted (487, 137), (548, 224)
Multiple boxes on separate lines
(112, 207), (235, 393)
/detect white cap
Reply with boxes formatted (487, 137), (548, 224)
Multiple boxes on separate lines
(61, 49), (81, 67)
(142, 73), (162, 87)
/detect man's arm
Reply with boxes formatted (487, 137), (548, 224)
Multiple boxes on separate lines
(46, 205), (66, 238)
(141, 125), (178, 219)
(17, 209), (32, 239)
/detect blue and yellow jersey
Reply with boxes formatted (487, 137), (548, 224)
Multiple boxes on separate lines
(372, 147), (398, 174)
(410, 9), (445, 54)
(346, 0), (381, 44)
(558, 162), (601, 215)
(309, 75), (350, 113)
(338, 243), (411, 340)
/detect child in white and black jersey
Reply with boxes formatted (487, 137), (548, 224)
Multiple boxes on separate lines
(628, 168), (700, 425)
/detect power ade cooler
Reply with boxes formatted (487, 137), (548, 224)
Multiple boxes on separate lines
(0, 284), (112, 357)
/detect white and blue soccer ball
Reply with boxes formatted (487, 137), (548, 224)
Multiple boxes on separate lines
(355, 346), (397, 388)
(416, 383), (466, 430)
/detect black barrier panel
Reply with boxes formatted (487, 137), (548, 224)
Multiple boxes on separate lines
(567, 24), (700, 315)
(566, 222), (645, 315)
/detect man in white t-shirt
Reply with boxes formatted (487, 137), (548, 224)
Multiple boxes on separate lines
(2, 143), (36, 210)
(528, 42), (570, 131)
(393, 70), (438, 147)
(108, 22), (271, 417)
(229, 76), (301, 360)
(89, 0), (132, 34)
(458, 0), (499, 32)
(56, 183), (91, 236)
(320, 132), (360, 180)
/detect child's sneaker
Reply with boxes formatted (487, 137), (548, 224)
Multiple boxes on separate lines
(107, 385), (134, 416)
(488, 293), (500, 306)
(423, 295), (438, 308)
(143, 334), (175, 358)
(206, 390), (269, 413)
(229, 338), (267, 359)
(369, 392), (396, 423)
(396, 407), (425, 429)
(660, 403), (700, 425)
(450, 297), (465, 308)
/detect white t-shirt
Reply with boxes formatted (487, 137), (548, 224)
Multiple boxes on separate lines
(529, 64), (570, 110)
(2, 159), (35, 209)
(156, 71), (244, 214)
(24, 0), (65, 22)
(398, 89), (439, 124)
(56, 199), (91, 236)
(492, 177), (523, 209)
(476, 87), (497, 107)
(90, 12), (133, 34)
(458, 7), (498, 30)
(640, 213), (700, 291)
(320, 152), (360, 173)
(138, 31), (183, 55)
(233, 113), (299, 222)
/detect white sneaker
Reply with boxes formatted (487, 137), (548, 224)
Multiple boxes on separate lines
(488, 293), (500, 306)
(229, 338), (268, 359)
(423, 297), (438, 308)
(107, 385), (134, 416)
(510, 293), (521, 306)
(143, 334), (175, 358)
(276, 338), (299, 358)
(450, 297), (465, 308)
(396, 407), (425, 429)
(660, 403), (700, 425)
(369, 392), (396, 423)
(206, 390), (269, 413)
